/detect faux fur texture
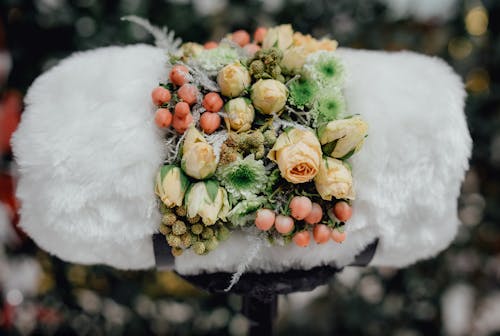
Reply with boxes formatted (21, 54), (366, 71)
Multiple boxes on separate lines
(12, 45), (471, 273)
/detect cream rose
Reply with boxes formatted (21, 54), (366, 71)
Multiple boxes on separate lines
(154, 165), (189, 208)
(185, 180), (230, 225)
(314, 157), (354, 200)
(319, 116), (368, 159)
(267, 128), (322, 183)
(181, 127), (217, 179)
(280, 46), (307, 73)
(250, 79), (288, 115)
(217, 62), (251, 98)
(262, 24), (294, 51)
(224, 97), (255, 132)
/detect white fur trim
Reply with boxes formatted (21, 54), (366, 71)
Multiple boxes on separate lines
(12, 45), (471, 273)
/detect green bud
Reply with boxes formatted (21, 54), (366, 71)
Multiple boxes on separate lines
(187, 215), (201, 224)
(175, 207), (187, 217)
(171, 247), (183, 257)
(181, 233), (193, 248)
(162, 213), (177, 226)
(193, 241), (206, 255)
(201, 227), (214, 240)
(172, 220), (187, 235)
(216, 225), (230, 241)
(263, 129), (277, 146)
(166, 234), (182, 248)
(191, 224), (204, 235)
(205, 237), (219, 251)
(271, 65), (282, 78)
(159, 224), (171, 236)
(249, 60), (265, 76)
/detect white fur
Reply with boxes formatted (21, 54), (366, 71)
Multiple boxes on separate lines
(12, 45), (471, 273)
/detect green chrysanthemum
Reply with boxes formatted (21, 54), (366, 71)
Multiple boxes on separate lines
(216, 155), (268, 200)
(226, 196), (267, 227)
(288, 77), (319, 109)
(305, 51), (345, 86)
(312, 88), (346, 130)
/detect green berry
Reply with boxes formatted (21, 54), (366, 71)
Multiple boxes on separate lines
(175, 207), (187, 217)
(159, 224), (171, 236)
(193, 241), (206, 255)
(191, 224), (204, 235)
(166, 234), (182, 248)
(187, 215), (200, 224)
(263, 129), (277, 146)
(181, 233), (192, 248)
(201, 227), (214, 240)
(162, 213), (177, 226)
(171, 247), (183, 257)
(172, 220), (187, 235)
(217, 225), (230, 241)
(205, 237), (219, 252)
(249, 60), (265, 76)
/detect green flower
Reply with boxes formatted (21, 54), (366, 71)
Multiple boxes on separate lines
(312, 88), (346, 130)
(226, 196), (267, 227)
(217, 155), (268, 200)
(305, 51), (344, 86)
(194, 45), (241, 73)
(288, 77), (319, 109)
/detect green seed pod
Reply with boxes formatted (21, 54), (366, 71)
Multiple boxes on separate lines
(171, 247), (183, 257)
(205, 237), (219, 252)
(166, 234), (182, 248)
(159, 224), (171, 236)
(172, 220), (187, 235)
(201, 227), (214, 240)
(187, 214), (201, 224)
(191, 224), (204, 235)
(175, 207), (187, 217)
(275, 74), (286, 83)
(181, 233), (193, 248)
(271, 65), (282, 78)
(162, 213), (177, 226)
(193, 241), (206, 255)
(263, 129), (277, 146)
(217, 225), (230, 241)
(249, 60), (265, 76)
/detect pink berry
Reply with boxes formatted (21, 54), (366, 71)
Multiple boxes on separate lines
(289, 196), (313, 220)
(255, 209), (275, 231)
(231, 30), (250, 47)
(331, 229), (346, 243)
(174, 102), (190, 118)
(274, 215), (294, 234)
(151, 87), (171, 106)
(199, 112), (221, 135)
(254, 27), (267, 44)
(204, 41), (218, 49)
(177, 84), (198, 106)
(333, 201), (352, 222)
(154, 108), (172, 128)
(243, 43), (260, 56)
(304, 203), (323, 225)
(293, 231), (311, 247)
(169, 65), (189, 86)
(313, 224), (331, 244)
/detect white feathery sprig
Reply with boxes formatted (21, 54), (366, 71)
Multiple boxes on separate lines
(121, 16), (182, 54)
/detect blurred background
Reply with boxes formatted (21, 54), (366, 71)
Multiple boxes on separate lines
(0, 0), (499, 335)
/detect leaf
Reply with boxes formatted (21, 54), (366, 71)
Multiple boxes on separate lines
(179, 170), (190, 192)
(204, 179), (219, 203)
(339, 148), (356, 160)
(160, 165), (176, 180)
(321, 139), (338, 156)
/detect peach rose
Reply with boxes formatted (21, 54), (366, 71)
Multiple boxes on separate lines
(267, 128), (322, 184)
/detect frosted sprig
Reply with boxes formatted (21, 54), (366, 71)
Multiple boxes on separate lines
(121, 16), (181, 54)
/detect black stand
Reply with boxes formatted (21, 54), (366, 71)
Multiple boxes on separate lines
(172, 239), (379, 336)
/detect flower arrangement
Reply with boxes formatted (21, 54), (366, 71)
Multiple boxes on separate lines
(151, 25), (368, 257)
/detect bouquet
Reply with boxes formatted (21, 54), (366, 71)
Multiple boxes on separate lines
(151, 25), (369, 257)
